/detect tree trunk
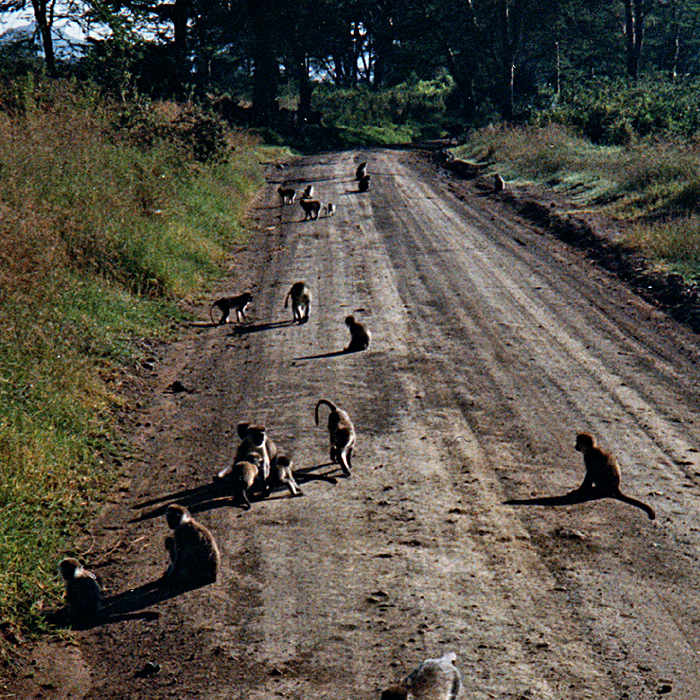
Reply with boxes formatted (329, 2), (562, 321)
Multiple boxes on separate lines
(496, 0), (519, 121)
(625, 0), (644, 80)
(172, 0), (189, 94)
(30, 0), (56, 76)
(445, 47), (476, 121)
(246, 0), (279, 126)
(296, 51), (313, 119)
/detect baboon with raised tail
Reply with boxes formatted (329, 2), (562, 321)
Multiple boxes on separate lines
(315, 399), (356, 477)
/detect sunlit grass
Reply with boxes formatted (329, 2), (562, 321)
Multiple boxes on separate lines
(458, 124), (700, 278)
(0, 79), (266, 634)
(625, 217), (700, 281)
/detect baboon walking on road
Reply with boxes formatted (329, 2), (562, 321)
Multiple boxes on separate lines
(315, 399), (356, 477)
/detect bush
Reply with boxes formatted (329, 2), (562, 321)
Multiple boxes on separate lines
(548, 76), (700, 143)
(313, 76), (456, 138)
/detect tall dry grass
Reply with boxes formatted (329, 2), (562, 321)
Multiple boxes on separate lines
(458, 124), (700, 280)
(0, 78), (267, 634)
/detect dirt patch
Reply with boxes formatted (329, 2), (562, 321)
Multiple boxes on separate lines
(439, 152), (700, 332)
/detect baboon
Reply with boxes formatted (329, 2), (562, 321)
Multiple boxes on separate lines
(301, 184), (314, 198)
(326, 202), (336, 217)
(59, 557), (102, 625)
(494, 173), (505, 192)
(210, 292), (252, 325)
(315, 399), (356, 477)
(573, 432), (656, 520)
(299, 198), (322, 220)
(355, 161), (367, 180)
(345, 315), (371, 352)
(163, 504), (220, 586)
(278, 186), (296, 205)
(285, 281), (311, 323)
(264, 455), (303, 498)
(381, 652), (462, 700)
(235, 422), (277, 482)
(358, 175), (371, 192)
(229, 458), (261, 509)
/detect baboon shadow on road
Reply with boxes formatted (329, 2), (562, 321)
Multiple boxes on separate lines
(293, 347), (366, 361)
(504, 486), (646, 511)
(229, 319), (297, 336)
(45, 572), (216, 631)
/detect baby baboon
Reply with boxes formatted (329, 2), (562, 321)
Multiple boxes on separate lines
(381, 651), (462, 700)
(265, 455), (303, 498)
(345, 315), (371, 352)
(355, 161), (367, 180)
(163, 504), (220, 586)
(315, 399), (356, 477)
(277, 186), (296, 205)
(299, 198), (322, 220)
(235, 422), (277, 482)
(285, 281), (311, 323)
(326, 202), (336, 217)
(210, 292), (252, 325)
(301, 184), (314, 198)
(494, 173), (505, 192)
(59, 557), (102, 625)
(230, 458), (261, 509)
(573, 432), (656, 520)
(358, 174), (371, 192)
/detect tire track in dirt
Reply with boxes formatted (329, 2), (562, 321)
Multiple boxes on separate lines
(7, 148), (700, 700)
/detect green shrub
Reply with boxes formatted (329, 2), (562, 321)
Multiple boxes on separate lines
(313, 76), (455, 136)
(549, 76), (700, 143)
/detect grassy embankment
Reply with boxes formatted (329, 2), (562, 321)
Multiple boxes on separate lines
(456, 124), (700, 282)
(0, 78), (275, 638)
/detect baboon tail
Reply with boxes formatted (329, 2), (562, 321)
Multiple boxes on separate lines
(315, 399), (337, 426)
(616, 492), (656, 520)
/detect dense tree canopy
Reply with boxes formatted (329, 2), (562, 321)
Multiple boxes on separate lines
(4, 0), (700, 126)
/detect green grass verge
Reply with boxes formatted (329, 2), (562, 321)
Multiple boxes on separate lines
(0, 80), (275, 637)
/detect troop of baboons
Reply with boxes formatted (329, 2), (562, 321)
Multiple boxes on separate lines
(285, 280), (311, 324)
(57, 155), (660, 698)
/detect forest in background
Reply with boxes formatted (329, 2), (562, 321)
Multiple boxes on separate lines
(4, 0), (700, 134)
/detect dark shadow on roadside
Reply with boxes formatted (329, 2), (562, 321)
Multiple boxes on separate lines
(132, 482), (219, 511)
(130, 482), (248, 523)
(45, 573), (219, 630)
(293, 462), (341, 484)
(293, 347), (367, 361)
(186, 321), (221, 329)
(229, 319), (296, 336)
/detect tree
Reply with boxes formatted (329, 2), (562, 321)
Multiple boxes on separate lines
(625, 0), (644, 80)
(0, 0), (65, 75)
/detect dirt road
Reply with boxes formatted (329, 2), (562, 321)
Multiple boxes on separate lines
(8, 148), (700, 700)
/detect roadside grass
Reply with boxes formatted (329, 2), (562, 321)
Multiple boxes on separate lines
(456, 125), (700, 281)
(0, 79), (270, 637)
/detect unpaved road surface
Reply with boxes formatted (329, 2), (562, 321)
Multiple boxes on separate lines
(6, 149), (700, 700)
